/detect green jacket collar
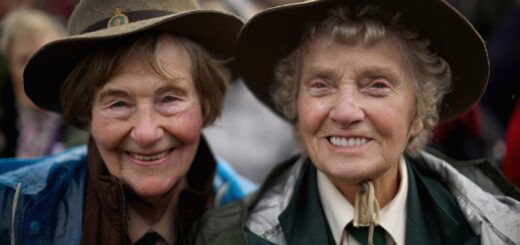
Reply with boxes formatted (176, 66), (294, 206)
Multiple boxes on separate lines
(278, 160), (335, 245)
(248, 155), (476, 245)
(277, 156), (477, 245)
(405, 156), (477, 244)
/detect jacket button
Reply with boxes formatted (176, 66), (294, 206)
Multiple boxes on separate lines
(29, 221), (40, 234)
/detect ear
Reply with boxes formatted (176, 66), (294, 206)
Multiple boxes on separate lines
(201, 99), (211, 126)
(410, 117), (424, 138)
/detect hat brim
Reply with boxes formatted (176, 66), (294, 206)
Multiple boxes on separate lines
(24, 10), (243, 113)
(235, 0), (489, 122)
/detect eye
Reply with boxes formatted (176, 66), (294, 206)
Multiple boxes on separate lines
(109, 100), (128, 108)
(371, 81), (389, 89)
(363, 77), (393, 96)
(310, 80), (328, 89)
(368, 77), (392, 89)
(307, 78), (334, 96)
(161, 95), (179, 104)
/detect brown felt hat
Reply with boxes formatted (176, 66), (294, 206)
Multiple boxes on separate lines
(235, 0), (489, 122)
(24, 0), (243, 113)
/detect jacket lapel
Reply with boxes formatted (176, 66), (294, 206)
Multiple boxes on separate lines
(405, 157), (476, 244)
(278, 161), (335, 245)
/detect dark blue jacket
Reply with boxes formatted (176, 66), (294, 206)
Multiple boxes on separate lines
(0, 145), (255, 244)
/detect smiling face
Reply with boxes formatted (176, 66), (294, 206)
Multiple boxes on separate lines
(90, 34), (202, 199)
(296, 33), (423, 187)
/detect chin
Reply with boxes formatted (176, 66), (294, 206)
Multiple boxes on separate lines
(130, 179), (177, 198)
(329, 172), (371, 185)
(322, 164), (382, 184)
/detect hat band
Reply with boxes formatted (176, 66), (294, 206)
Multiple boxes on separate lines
(81, 10), (173, 34)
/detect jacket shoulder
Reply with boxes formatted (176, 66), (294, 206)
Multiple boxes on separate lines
(412, 149), (520, 244)
(189, 196), (253, 245)
(0, 145), (87, 194)
(0, 145), (88, 244)
(189, 155), (302, 245)
(422, 148), (520, 201)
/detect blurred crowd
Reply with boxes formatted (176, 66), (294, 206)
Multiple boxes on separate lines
(0, 0), (518, 187)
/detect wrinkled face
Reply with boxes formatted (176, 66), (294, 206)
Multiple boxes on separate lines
(296, 33), (423, 186)
(8, 32), (59, 109)
(90, 34), (203, 199)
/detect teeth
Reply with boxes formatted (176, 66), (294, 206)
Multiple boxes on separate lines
(329, 136), (367, 147)
(132, 151), (168, 161)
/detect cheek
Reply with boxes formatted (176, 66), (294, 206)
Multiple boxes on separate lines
(371, 99), (417, 147)
(90, 113), (127, 149)
(165, 106), (204, 144)
(90, 116), (125, 178)
(296, 94), (330, 135)
(379, 109), (406, 138)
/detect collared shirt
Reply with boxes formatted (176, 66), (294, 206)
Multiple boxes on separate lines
(127, 200), (176, 245)
(318, 156), (409, 245)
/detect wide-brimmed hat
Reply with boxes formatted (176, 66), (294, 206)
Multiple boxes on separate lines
(24, 0), (243, 113)
(235, 0), (489, 122)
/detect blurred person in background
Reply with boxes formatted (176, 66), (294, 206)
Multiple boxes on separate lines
(0, 8), (88, 158)
(0, 0), (35, 156)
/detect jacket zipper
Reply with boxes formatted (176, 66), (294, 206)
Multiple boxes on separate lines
(118, 182), (129, 244)
(11, 183), (22, 245)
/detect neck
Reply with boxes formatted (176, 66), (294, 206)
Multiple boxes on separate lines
(128, 178), (187, 225)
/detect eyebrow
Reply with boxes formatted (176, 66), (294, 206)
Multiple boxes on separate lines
(302, 65), (343, 83)
(97, 89), (129, 103)
(155, 84), (187, 97)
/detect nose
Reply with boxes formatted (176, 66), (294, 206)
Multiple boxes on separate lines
(328, 88), (365, 126)
(130, 105), (164, 146)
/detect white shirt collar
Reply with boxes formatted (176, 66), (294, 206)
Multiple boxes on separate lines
(318, 156), (408, 245)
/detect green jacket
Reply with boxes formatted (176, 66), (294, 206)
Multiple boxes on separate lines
(190, 150), (520, 245)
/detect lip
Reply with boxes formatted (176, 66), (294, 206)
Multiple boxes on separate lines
(125, 148), (174, 167)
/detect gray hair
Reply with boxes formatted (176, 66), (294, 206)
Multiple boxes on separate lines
(271, 4), (452, 155)
(1, 8), (66, 55)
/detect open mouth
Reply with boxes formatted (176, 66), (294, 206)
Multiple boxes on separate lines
(328, 136), (369, 147)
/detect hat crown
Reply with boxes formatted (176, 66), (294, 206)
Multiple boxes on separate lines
(68, 0), (199, 35)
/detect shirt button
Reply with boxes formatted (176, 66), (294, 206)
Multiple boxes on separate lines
(29, 221), (40, 234)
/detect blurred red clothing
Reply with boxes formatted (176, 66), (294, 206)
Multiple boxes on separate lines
(434, 106), (482, 141)
(502, 100), (520, 187)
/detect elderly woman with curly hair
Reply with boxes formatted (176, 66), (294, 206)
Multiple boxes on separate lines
(192, 0), (520, 244)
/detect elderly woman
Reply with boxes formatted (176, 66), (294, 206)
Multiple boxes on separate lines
(0, 0), (252, 244)
(192, 0), (520, 244)
(0, 9), (88, 158)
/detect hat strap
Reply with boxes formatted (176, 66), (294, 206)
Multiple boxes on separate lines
(81, 10), (172, 34)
